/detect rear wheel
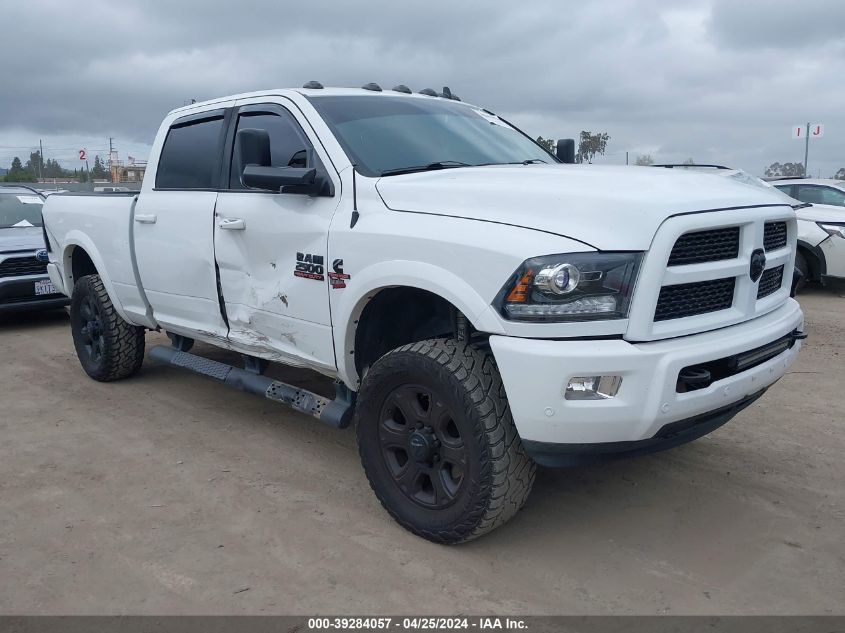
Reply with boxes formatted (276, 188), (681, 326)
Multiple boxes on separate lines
(70, 274), (145, 381)
(355, 338), (535, 544)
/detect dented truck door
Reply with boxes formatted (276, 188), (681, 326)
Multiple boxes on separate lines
(214, 100), (340, 372)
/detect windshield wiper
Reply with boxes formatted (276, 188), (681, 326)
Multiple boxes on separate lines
(475, 159), (549, 167)
(380, 161), (472, 177)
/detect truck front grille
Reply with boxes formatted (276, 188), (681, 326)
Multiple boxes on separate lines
(654, 277), (735, 322)
(763, 221), (787, 251)
(667, 227), (740, 266)
(0, 256), (47, 278)
(757, 265), (784, 299)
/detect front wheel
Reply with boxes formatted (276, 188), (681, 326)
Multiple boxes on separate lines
(355, 339), (536, 544)
(70, 274), (146, 381)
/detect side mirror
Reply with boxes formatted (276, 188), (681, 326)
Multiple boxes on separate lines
(235, 127), (333, 196)
(556, 138), (575, 164)
(235, 128), (271, 170)
(242, 165), (317, 192)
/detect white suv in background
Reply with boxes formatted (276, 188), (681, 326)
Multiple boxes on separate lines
(657, 167), (845, 290)
(770, 179), (845, 288)
(772, 178), (845, 208)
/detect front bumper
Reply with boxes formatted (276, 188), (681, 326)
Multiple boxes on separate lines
(0, 274), (69, 313)
(490, 299), (804, 457)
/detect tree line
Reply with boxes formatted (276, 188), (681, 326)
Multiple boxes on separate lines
(3, 151), (108, 183)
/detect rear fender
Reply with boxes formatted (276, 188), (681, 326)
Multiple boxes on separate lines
(61, 232), (138, 326)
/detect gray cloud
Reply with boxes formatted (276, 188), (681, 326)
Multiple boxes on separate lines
(2, 0), (843, 176)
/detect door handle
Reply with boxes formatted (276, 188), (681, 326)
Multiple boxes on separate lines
(218, 218), (246, 230)
(134, 214), (157, 224)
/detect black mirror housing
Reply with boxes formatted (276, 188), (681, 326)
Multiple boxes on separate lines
(235, 128), (271, 170)
(556, 139), (575, 164)
(242, 165), (317, 192)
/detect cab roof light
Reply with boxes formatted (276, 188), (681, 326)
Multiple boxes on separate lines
(418, 88), (438, 97)
(362, 82), (383, 92)
(302, 80), (323, 89)
(392, 84), (412, 94)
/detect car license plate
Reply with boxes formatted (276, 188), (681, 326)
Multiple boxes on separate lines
(34, 280), (57, 296)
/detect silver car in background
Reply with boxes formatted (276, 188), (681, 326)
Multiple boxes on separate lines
(0, 186), (69, 313)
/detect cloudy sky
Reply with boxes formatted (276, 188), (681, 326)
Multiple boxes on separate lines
(2, 0), (843, 177)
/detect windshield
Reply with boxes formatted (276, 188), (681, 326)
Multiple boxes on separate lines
(0, 193), (44, 228)
(307, 95), (555, 177)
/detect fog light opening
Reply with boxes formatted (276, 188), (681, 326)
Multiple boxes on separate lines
(565, 375), (623, 400)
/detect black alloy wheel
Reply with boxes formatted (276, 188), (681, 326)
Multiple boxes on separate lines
(378, 384), (468, 509)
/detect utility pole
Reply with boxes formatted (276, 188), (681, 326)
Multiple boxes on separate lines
(625, 151), (629, 166)
(109, 137), (114, 182)
(803, 122), (810, 177)
(38, 139), (44, 181)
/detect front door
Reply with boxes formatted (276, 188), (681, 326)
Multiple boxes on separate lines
(214, 100), (341, 371)
(134, 108), (229, 337)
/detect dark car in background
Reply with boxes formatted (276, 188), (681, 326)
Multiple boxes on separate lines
(0, 186), (68, 313)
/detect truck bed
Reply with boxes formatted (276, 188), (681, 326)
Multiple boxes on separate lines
(42, 192), (152, 325)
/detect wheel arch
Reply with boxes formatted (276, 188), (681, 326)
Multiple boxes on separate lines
(61, 233), (132, 324)
(333, 261), (506, 388)
(797, 239), (826, 281)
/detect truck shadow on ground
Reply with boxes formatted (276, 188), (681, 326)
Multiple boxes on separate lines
(0, 307), (69, 330)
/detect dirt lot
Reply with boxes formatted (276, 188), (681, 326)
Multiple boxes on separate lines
(0, 287), (843, 615)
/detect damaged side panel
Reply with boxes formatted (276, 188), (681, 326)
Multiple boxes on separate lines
(213, 186), (340, 374)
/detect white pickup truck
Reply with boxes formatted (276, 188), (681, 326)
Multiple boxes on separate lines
(42, 84), (806, 543)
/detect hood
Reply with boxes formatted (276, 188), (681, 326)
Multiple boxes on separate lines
(376, 165), (792, 250)
(796, 203), (845, 224)
(0, 226), (46, 253)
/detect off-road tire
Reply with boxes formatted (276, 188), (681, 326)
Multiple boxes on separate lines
(70, 274), (145, 382)
(355, 338), (536, 544)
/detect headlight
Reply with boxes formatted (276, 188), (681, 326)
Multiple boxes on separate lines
(495, 252), (642, 322)
(818, 222), (845, 239)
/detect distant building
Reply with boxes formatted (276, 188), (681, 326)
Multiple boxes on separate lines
(109, 159), (147, 183)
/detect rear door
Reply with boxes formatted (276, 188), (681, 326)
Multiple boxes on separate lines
(134, 108), (230, 337)
(213, 99), (341, 371)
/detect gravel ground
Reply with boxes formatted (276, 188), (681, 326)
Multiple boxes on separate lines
(0, 287), (842, 615)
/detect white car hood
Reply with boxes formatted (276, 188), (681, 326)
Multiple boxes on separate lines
(376, 165), (792, 250)
(796, 203), (845, 223)
(0, 226), (45, 253)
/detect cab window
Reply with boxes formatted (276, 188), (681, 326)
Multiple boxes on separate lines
(156, 114), (225, 189)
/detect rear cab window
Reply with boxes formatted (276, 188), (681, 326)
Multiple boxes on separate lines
(156, 113), (226, 189)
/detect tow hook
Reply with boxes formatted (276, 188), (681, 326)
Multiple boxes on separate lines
(677, 366), (712, 392)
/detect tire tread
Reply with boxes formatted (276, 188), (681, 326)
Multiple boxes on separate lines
(356, 338), (536, 543)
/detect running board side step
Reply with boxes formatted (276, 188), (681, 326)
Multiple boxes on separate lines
(148, 345), (355, 429)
